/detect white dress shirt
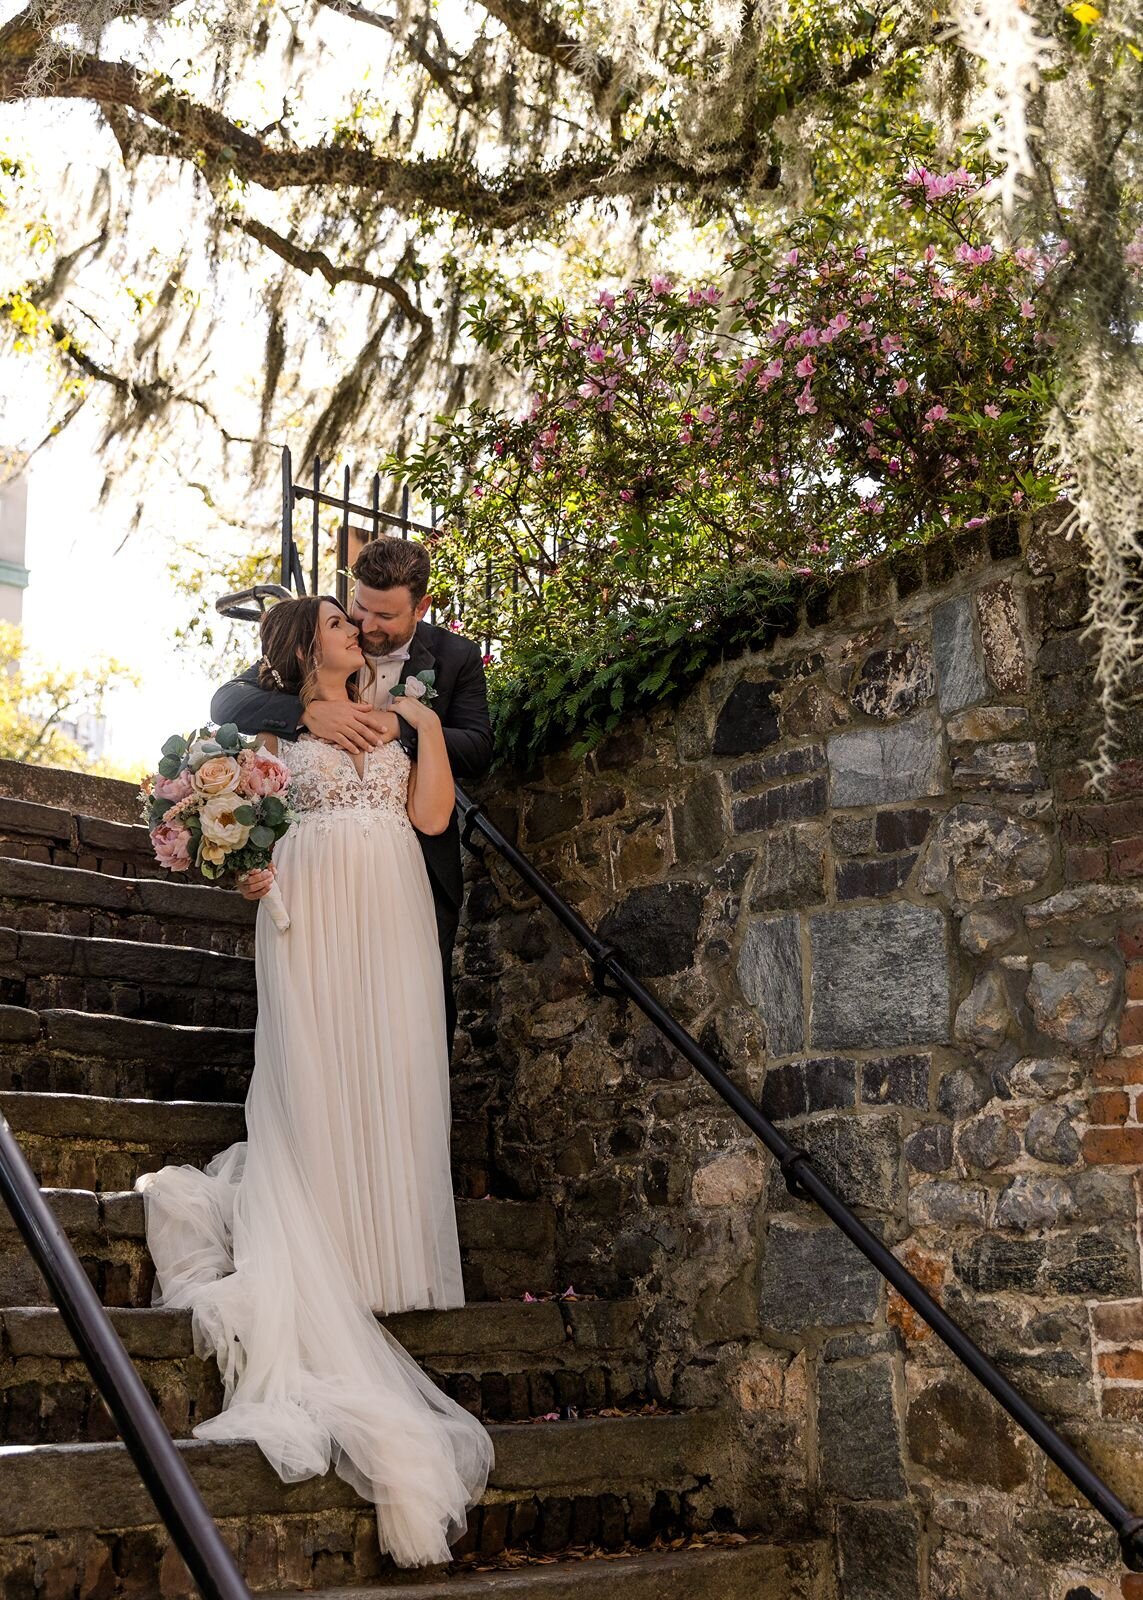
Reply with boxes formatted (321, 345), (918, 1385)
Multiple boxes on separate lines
(358, 642), (411, 707)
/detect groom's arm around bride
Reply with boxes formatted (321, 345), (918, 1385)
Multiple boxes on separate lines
(210, 536), (494, 1054)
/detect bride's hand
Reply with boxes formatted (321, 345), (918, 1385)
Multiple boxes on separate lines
(390, 696), (440, 729)
(237, 865), (277, 900)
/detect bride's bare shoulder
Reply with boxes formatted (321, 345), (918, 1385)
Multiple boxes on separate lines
(255, 733), (279, 755)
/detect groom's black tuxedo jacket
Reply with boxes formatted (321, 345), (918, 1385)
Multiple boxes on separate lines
(210, 620), (493, 910)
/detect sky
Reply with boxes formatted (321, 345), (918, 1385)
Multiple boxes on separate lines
(20, 410), (231, 773)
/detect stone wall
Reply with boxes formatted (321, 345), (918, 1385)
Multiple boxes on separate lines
(452, 504), (1143, 1600)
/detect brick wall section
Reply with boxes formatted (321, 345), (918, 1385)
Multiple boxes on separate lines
(457, 503), (1143, 1600)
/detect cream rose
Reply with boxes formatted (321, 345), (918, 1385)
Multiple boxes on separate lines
(199, 838), (230, 866)
(192, 755), (242, 798)
(199, 793), (252, 853)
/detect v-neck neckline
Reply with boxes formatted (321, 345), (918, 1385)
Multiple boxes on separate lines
(299, 733), (367, 786)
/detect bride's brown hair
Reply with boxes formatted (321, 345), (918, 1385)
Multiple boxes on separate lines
(258, 596), (376, 708)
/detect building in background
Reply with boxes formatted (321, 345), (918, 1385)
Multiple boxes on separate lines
(0, 454), (30, 627)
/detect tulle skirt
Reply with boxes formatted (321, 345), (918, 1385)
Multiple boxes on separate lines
(136, 810), (493, 1566)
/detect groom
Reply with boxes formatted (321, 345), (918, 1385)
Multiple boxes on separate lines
(211, 536), (494, 1054)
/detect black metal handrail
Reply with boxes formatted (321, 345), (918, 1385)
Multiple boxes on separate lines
(0, 1115), (250, 1599)
(454, 789), (1143, 1573)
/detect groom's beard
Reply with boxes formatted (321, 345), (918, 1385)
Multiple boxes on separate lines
(360, 626), (416, 658)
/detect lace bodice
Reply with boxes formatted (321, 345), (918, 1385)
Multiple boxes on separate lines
(279, 735), (412, 835)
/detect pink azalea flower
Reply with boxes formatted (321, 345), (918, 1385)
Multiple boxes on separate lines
(597, 289), (615, 310)
(795, 355), (816, 378)
(697, 404), (716, 424)
(1019, 300), (1035, 318)
(795, 385), (817, 415)
(924, 404), (949, 423)
(894, 377), (909, 396)
(651, 275), (674, 296)
(984, 403), (1001, 418)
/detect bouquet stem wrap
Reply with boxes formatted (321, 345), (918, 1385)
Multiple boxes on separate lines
(264, 878), (291, 933)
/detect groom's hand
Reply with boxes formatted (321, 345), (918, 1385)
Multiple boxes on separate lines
(300, 702), (400, 753)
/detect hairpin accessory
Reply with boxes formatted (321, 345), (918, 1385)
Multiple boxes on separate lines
(262, 657), (286, 691)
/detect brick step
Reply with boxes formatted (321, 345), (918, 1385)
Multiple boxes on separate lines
(1, 1091), (247, 1191)
(0, 857), (255, 958)
(275, 1542), (830, 1599)
(0, 1299), (647, 1443)
(0, 795), (158, 878)
(0, 926), (256, 1028)
(0, 1413), (728, 1596)
(0, 1008), (254, 1101)
(0, 1190), (557, 1308)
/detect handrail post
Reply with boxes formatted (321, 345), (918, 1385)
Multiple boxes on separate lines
(0, 1114), (251, 1600)
(279, 447), (292, 592)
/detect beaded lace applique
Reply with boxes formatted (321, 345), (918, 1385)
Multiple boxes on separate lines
(282, 735), (412, 835)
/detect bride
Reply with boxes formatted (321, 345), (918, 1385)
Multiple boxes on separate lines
(136, 594), (493, 1567)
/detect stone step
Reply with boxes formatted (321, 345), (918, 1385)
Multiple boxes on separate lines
(0, 1190), (558, 1308)
(0, 1299), (647, 1442)
(1, 1091), (247, 1191)
(275, 1542), (831, 1600)
(3, 1092), (495, 1202)
(0, 857), (255, 958)
(0, 1008), (255, 1101)
(0, 794), (159, 878)
(0, 1413), (728, 1595)
(0, 926), (256, 1028)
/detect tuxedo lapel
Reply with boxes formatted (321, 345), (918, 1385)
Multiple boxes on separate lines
(399, 627), (437, 686)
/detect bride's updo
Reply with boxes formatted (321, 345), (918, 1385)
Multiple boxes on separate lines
(258, 595), (375, 706)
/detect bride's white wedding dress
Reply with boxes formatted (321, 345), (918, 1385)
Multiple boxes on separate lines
(136, 734), (493, 1566)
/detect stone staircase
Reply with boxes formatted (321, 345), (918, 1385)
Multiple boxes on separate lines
(0, 788), (829, 1598)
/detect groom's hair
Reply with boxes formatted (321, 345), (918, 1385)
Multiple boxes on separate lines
(352, 537), (431, 604)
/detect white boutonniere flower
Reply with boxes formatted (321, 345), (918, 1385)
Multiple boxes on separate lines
(391, 669), (438, 703)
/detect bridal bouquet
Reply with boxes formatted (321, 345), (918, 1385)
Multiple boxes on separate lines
(140, 724), (293, 931)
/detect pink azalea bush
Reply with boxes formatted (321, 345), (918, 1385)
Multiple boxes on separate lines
(398, 166), (1068, 657)
(141, 724), (292, 882)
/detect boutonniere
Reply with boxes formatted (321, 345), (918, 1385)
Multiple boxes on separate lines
(391, 668), (438, 703)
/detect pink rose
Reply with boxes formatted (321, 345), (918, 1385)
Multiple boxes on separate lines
(237, 748), (290, 798)
(154, 769), (193, 802)
(151, 820), (192, 873)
